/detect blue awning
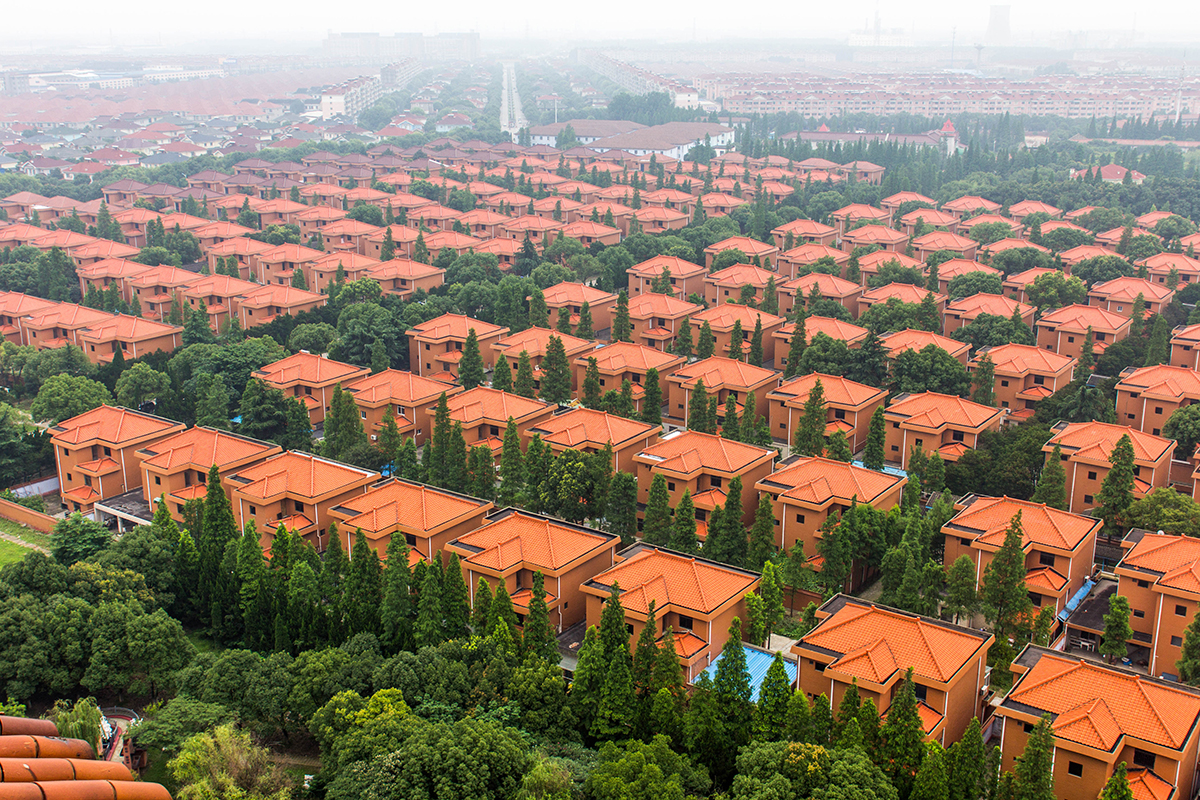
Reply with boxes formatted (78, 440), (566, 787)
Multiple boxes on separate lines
(698, 645), (797, 701)
(1059, 578), (1095, 621)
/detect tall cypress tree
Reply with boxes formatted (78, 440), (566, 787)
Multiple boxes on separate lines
(458, 328), (484, 389)
(755, 654), (791, 740)
(668, 490), (698, 554)
(607, 471), (639, 548)
(642, 473), (673, 545)
(785, 310), (807, 379)
(1100, 764), (1134, 800)
(881, 668), (926, 800)
(982, 511), (1032, 639)
(1098, 433), (1136, 531)
(471, 576), (492, 633)
(793, 378), (826, 456)
(345, 527), (383, 638)
(576, 301), (594, 339)
(522, 570), (557, 664)
(710, 616), (753, 779)
(1013, 715), (1056, 800)
(674, 317), (694, 358)
(568, 626), (605, 735)
(380, 535), (413, 654)
(428, 392), (453, 487)
(540, 335), (572, 404)
(612, 290), (632, 342)
(200, 463), (237, 614)
(492, 354), (513, 392)
(863, 405), (886, 470)
(514, 351), (537, 398)
(688, 378), (712, 433)
(443, 552), (471, 639)
(748, 316), (764, 366)
(528, 288), (550, 329)
(582, 357), (603, 409)
(747, 492), (776, 570)
(321, 523), (350, 645)
(911, 743), (949, 800)
(727, 319), (745, 360)
(641, 368), (662, 425)
(948, 717), (985, 800)
(697, 321), (716, 359)
(1032, 444), (1068, 509)
(497, 418), (524, 507)
(414, 564), (444, 648)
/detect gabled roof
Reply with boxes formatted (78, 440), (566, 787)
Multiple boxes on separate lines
(627, 292), (703, 318)
(1006, 649), (1200, 751)
(912, 231), (975, 251)
(704, 235), (778, 256)
(344, 369), (455, 405)
(636, 430), (774, 475)
(885, 392), (1002, 430)
(973, 343), (1076, 376)
(800, 597), (990, 684)
(443, 386), (552, 423)
(936, 259), (1001, 280)
(781, 271), (859, 296)
(1036, 303), (1131, 333)
(541, 282), (616, 306)
(767, 372), (886, 409)
(239, 283), (325, 307)
(333, 478), (489, 536)
(758, 456), (904, 507)
(452, 509), (615, 572)
(227, 451), (376, 500)
(493, 326), (593, 358)
(667, 356), (778, 391)
(779, 316), (870, 344)
(139, 426), (278, 471)
(945, 495), (1100, 552)
(588, 544), (759, 615)
(255, 352), (366, 386)
(861, 283), (944, 305)
(528, 408), (658, 449)
(1046, 421), (1174, 465)
(1090, 276), (1175, 303)
(945, 292), (1032, 319)
(1116, 364), (1200, 402)
(51, 405), (182, 446)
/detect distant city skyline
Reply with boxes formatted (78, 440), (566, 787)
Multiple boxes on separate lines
(0, 0), (1197, 50)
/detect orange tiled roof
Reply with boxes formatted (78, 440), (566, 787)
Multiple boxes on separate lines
(1127, 769), (1175, 800)
(802, 600), (990, 683)
(780, 243), (849, 265)
(1090, 276), (1175, 303)
(759, 456), (904, 506)
(861, 283), (944, 305)
(777, 316), (869, 344)
(528, 408), (658, 449)
(879, 329), (970, 359)
(886, 391), (1002, 430)
(344, 369), (454, 405)
(228, 451), (376, 499)
(443, 386), (551, 423)
(493, 327), (593, 358)
(333, 478), (488, 535)
(705, 235), (778, 256)
(591, 545), (758, 614)
(946, 495), (1101, 552)
(1007, 651), (1200, 751)
(410, 312), (507, 340)
(239, 283), (325, 307)
(1037, 303), (1130, 333)
(627, 292), (703, 318)
(1117, 364), (1200, 401)
(691, 303), (785, 330)
(580, 342), (685, 373)
(453, 510), (614, 571)
(707, 263), (775, 287)
(782, 272), (859, 296)
(1120, 532), (1200, 595)
(50, 405), (182, 446)
(541, 281), (616, 306)
(946, 292), (1031, 319)
(974, 343), (1076, 376)
(256, 352), (366, 386)
(1003, 267), (1059, 287)
(912, 231), (975, 251)
(768, 372), (885, 409)
(668, 355), (778, 391)
(1047, 421), (1174, 464)
(637, 430), (773, 474)
(139, 426), (278, 471)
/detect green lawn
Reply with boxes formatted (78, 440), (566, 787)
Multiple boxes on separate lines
(0, 517), (52, 550)
(0, 538), (36, 566)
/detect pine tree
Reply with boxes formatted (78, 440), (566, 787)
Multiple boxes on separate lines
(982, 511), (1032, 639)
(642, 473), (673, 545)
(321, 524), (350, 644)
(346, 528), (383, 638)
(568, 626), (605, 734)
(707, 476), (746, 566)
(1101, 593), (1132, 663)
(471, 576), (493, 633)
(529, 288), (550, 328)
(826, 429), (853, 462)
(540, 335), (572, 404)
(668, 490), (698, 554)
(1032, 444), (1068, 509)
(784, 313), (807, 379)
(380, 226), (395, 261)
(380, 535), (413, 653)
(881, 669), (926, 800)
(489, 577), (520, 644)
(324, 384), (366, 461)
(863, 405), (886, 469)
(377, 414), (403, 475)
(948, 717), (985, 800)
(200, 464), (238, 615)
(972, 353), (996, 406)
(809, 693), (833, 745)
(697, 321), (715, 358)
(607, 472), (639, 548)
(1079, 327), (1095, 375)
(944, 554), (979, 625)
(1013, 715), (1055, 800)
(1130, 293), (1146, 337)
(183, 302), (216, 346)
(722, 393), (741, 440)
(785, 689), (812, 743)
(467, 445), (495, 501)
(925, 452), (946, 494)
(492, 354), (512, 392)
(514, 351), (537, 398)
(523, 570), (557, 664)
(911, 743), (949, 800)
(1145, 313), (1170, 366)
(792, 378), (826, 456)
(459, 328), (485, 389)
(1098, 433), (1135, 532)
(612, 290), (632, 342)
(1178, 610), (1200, 685)
(754, 654), (791, 741)
(641, 368), (662, 425)
(1100, 763), (1134, 800)
(497, 418), (524, 507)
(747, 492), (776, 569)
(414, 231), (429, 263)
(712, 616), (753, 767)
(414, 564), (444, 648)
(576, 301), (594, 339)
(687, 378), (712, 433)
(674, 318), (694, 358)
(556, 305), (573, 335)
(748, 316), (764, 365)
(727, 319), (745, 359)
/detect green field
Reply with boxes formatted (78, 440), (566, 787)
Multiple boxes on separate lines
(0, 537), (36, 566)
(0, 517), (52, 550)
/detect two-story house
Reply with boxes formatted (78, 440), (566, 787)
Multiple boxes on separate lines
(526, 407), (661, 474)
(969, 343), (1077, 420)
(408, 314), (510, 381)
(626, 255), (708, 299)
(343, 369), (460, 446)
(884, 392), (1006, 469)
(766, 373), (887, 452)
(689, 304), (787, 365)
(572, 343), (686, 414)
(1115, 364), (1200, 437)
(627, 292), (703, 352)
(438, 387), (556, 458)
(664, 356), (780, 429)
(1036, 304), (1132, 361)
(1042, 422), (1175, 514)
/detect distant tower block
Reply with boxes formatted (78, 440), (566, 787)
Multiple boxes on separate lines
(986, 5), (1011, 46)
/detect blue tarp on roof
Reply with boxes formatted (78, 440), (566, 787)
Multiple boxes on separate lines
(1059, 577), (1096, 621)
(698, 646), (797, 701)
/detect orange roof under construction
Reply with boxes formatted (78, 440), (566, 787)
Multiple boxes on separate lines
(886, 392), (1004, 430)
(451, 509), (616, 572)
(138, 426), (279, 471)
(944, 495), (1101, 553)
(636, 430), (774, 475)
(332, 478), (490, 537)
(255, 352), (367, 386)
(798, 597), (992, 684)
(758, 456), (905, 507)
(50, 405), (183, 446)
(587, 544), (759, 615)
(528, 408), (659, 449)
(1045, 421), (1175, 465)
(1005, 648), (1200, 751)
(227, 451), (377, 500)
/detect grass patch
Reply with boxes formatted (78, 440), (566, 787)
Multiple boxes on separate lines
(140, 745), (175, 792)
(0, 516), (52, 550)
(185, 631), (223, 656)
(0, 538), (37, 566)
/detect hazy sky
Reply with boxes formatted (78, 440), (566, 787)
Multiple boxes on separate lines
(0, 0), (1193, 48)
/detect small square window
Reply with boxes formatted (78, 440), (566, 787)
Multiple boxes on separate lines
(667, 482), (676, 492)
(796, 514), (805, 523)
(1178, 605), (1188, 616)
(1088, 471), (1097, 480)
(154, 475), (161, 485)
(1133, 609), (1145, 618)
(1084, 494), (1094, 504)
(1172, 635), (1183, 646)
(1000, 379), (1010, 387)
(1067, 762), (1083, 778)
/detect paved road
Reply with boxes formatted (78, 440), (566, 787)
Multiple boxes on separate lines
(499, 61), (528, 138)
